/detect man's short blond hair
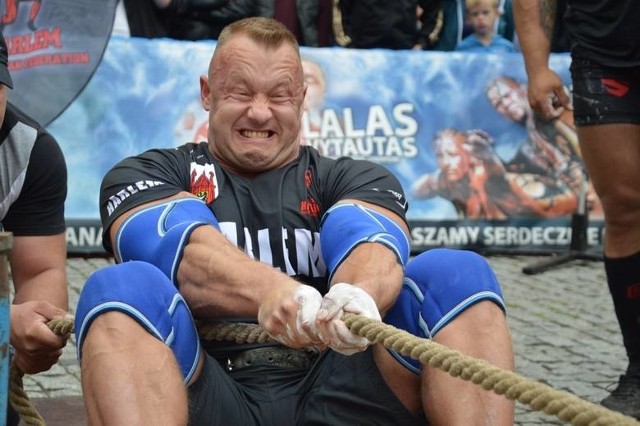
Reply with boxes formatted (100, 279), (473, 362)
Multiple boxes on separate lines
(216, 17), (300, 55)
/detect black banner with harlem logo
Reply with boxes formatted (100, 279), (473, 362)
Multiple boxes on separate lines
(0, 0), (117, 126)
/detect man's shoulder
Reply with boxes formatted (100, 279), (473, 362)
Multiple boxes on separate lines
(129, 142), (208, 165)
(4, 102), (45, 133)
(300, 146), (383, 172)
(300, 145), (336, 168)
(1, 103), (61, 170)
(1, 102), (58, 151)
(104, 142), (208, 188)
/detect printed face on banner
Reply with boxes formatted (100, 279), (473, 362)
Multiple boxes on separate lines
(486, 77), (529, 123)
(302, 58), (325, 113)
(433, 130), (471, 182)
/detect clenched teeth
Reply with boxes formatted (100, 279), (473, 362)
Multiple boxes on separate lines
(241, 130), (270, 138)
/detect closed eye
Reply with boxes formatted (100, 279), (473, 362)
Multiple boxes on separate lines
(231, 92), (251, 101)
(270, 92), (291, 103)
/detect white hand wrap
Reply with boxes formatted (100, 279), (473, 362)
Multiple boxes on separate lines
(292, 285), (323, 340)
(318, 283), (381, 355)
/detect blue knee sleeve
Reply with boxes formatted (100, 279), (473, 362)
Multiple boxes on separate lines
(114, 198), (220, 284)
(75, 261), (201, 383)
(384, 248), (506, 374)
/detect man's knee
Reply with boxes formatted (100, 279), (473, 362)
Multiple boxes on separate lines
(75, 261), (201, 383)
(81, 310), (156, 344)
(383, 248), (506, 374)
(603, 201), (640, 230)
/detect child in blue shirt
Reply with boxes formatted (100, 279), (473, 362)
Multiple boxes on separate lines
(456, 0), (515, 53)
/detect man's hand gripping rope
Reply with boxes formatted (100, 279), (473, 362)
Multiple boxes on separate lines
(317, 283), (381, 355)
(257, 282), (380, 355)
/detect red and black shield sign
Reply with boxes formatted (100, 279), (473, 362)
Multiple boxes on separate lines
(1, 0), (117, 126)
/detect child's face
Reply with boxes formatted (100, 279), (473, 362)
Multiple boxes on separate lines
(468, 2), (500, 36)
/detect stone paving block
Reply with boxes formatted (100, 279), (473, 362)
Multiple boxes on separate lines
(515, 407), (564, 425)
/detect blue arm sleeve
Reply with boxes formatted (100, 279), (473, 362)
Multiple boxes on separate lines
(114, 198), (220, 285)
(319, 203), (410, 282)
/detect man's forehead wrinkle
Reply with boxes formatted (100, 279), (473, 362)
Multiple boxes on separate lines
(213, 49), (303, 93)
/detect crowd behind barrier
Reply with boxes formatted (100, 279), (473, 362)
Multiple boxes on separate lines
(114, 0), (540, 52)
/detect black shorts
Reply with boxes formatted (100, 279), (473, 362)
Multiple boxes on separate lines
(187, 349), (427, 426)
(570, 56), (640, 126)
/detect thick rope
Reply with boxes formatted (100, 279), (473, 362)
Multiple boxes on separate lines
(9, 364), (45, 426)
(11, 315), (640, 426)
(9, 317), (75, 426)
(199, 314), (640, 426)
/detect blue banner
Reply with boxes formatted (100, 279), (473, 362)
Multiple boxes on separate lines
(51, 35), (603, 254)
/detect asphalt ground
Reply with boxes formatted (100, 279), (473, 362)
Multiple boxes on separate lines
(17, 254), (628, 425)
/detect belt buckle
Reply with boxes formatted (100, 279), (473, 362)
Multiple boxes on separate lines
(225, 357), (235, 372)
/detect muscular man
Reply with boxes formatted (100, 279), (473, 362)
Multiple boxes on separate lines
(75, 17), (515, 425)
(412, 128), (577, 219)
(514, 0), (640, 418)
(0, 31), (70, 425)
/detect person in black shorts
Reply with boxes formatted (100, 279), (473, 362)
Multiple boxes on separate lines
(514, 0), (640, 419)
(0, 30), (71, 425)
(74, 17), (515, 425)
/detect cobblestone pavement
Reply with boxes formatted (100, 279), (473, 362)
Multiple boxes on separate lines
(20, 255), (627, 425)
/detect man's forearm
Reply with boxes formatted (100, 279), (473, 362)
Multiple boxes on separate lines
(12, 269), (68, 309)
(514, 0), (556, 75)
(177, 225), (297, 319)
(10, 234), (68, 310)
(329, 243), (404, 316)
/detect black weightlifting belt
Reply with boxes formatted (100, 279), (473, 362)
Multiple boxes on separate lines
(220, 347), (320, 372)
